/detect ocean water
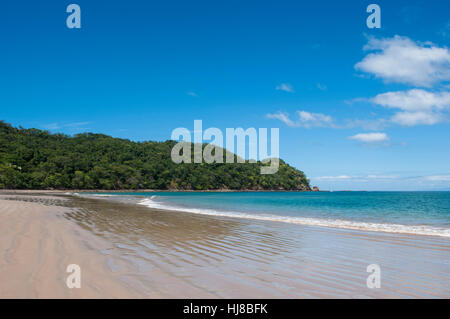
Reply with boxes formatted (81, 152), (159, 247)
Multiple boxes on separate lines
(71, 192), (450, 297)
(89, 191), (450, 237)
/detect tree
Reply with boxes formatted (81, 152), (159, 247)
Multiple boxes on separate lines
(0, 121), (311, 191)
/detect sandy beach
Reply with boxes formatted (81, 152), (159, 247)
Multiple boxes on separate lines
(0, 194), (145, 298)
(0, 191), (449, 298)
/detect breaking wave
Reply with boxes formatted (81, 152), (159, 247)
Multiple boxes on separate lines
(138, 197), (450, 238)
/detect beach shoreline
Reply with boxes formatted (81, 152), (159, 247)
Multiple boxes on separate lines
(0, 192), (449, 298)
(0, 189), (319, 194)
(0, 194), (153, 298)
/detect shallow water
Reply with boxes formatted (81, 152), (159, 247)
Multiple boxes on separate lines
(63, 195), (450, 298)
(87, 191), (450, 237)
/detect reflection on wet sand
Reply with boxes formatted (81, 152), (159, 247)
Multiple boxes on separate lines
(61, 195), (450, 298)
(1, 192), (448, 298)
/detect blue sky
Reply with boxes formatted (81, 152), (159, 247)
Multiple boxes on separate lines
(1, 0), (449, 190)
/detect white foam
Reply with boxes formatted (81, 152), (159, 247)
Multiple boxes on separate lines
(77, 193), (117, 197)
(89, 194), (118, 197)
(138, 198), (450, 238)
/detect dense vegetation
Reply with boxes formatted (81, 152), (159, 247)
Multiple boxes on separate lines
(0, 121), (310, 191)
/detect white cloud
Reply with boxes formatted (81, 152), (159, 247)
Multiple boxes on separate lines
(371, 89), (450, 112)
(355, 35), (450, 87)
(266, 112), (296, 127)
(391, 111), (444, 126)
(267, 111), (334, 128)
(187, 91), (198, 97)
(317, 83), (327, 91)
(425, 175), (450, 181)
(276, 83), (295, 93)
(348, 132), (389, 143)
(370, 89), (450, 126)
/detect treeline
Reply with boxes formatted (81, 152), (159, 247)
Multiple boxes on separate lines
(0, 121), (310, 191)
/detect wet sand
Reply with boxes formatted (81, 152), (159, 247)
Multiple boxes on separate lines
(0, 192), (449, 298)
(0, 195), (147, 298)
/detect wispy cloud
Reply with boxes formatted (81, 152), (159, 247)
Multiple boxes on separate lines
(439, 21), (450, 38)
(65, 121), (91, 128)
(187, 91), (198, 97)
(275, 83), (295, 93)
(317, 83), (327, 91)
(297, 111), (333, 127)
(267, 110), (392, 131)
(399, 5), (421, 25)
(344, 118), (388, 131)
(348, 132), (389, 143)
(425, 175), (450, 182)
(42, 123), (61, 130)
(355, 35), (450, 87)
(313, 174), (450, 186)
(315, 175), (353, 181)
(314, 174), (398, 182)
(267, 111), (334, 128)
(42, 122), (91, 131)
(266, 112), (296, 127)
(310, 173), (450, 190)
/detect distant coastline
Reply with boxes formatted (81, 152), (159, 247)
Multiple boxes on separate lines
(0, 188), (319, 194)
(4, 189), (450, 194)
(0, 121), (310, 191)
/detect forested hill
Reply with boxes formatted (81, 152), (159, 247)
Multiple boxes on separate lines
(0, 121), (310, 191)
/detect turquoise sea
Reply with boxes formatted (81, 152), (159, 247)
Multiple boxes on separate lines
(75, 190), (450, 297)
(90, 191), (450, 237)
